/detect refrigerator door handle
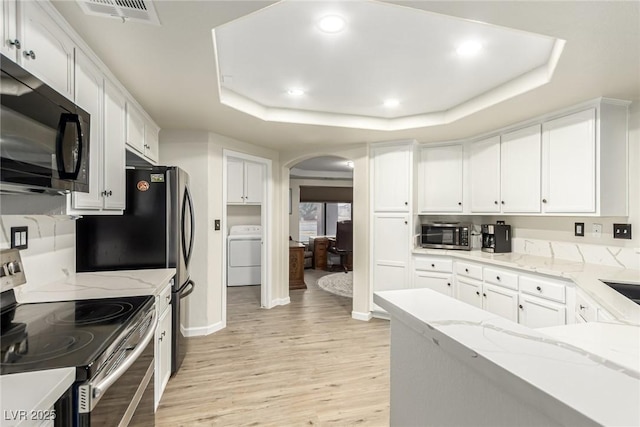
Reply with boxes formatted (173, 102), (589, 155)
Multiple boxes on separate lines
(180, 280), (195, 299)
(181, 186), (195, 268)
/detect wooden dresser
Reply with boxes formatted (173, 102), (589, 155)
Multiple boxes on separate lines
(289, 241), (307, 289)
(310, 237), (329, 270)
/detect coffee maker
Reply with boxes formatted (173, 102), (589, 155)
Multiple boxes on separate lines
(481, 223), (511, 253)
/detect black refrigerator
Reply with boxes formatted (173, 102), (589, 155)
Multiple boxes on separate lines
(76, 166), (195, 375)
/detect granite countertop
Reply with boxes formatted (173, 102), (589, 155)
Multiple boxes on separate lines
(14, 268), (176, 303)
(375, 288), (640, 427)
(413, 248), (640, 324)
(0, 368), (75, 427)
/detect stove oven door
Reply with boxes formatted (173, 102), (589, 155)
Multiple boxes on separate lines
(76, 310), (156, 427)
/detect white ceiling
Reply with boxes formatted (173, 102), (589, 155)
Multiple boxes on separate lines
(52, 0), (640, 150)
(214, 0), (562, 130)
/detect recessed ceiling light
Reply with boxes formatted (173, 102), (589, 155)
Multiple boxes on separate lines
(287, 88), (305, 96)
(383, 99), (400, 108)
(318, 15), (346, 33)
(456, 40), (482, 56)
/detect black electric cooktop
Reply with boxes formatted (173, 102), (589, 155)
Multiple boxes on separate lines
(0, 295), (153, 380)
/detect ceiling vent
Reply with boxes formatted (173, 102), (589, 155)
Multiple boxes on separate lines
(76, 0), (161, 25)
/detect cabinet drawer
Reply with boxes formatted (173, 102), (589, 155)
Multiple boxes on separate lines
(520, 276), (565, 303)
(414, 256), (453, 273)
(455, 261), (483, 280)
(157, 281), (172, 314)
(484, 267), (518, 290)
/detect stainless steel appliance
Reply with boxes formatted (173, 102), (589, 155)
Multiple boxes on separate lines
(481, 223), (512, 253)
(0, 249), (156, 427)
(602, 281), (640, 305)
(0, 54), (90, 194)
(420, 223), (471, 250)
(76, 166), (195, 375)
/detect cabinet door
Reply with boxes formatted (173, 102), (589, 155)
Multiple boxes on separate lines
(227, 158), (245, 203)
(1, 0), (18, 60)
(244, 161), (263, 204)
(373, 214), (410, 292)
(126, 102), (145, 154)
(144, 121), (159, 164)
(418, 144), (463, 212)
(483, 283), (519, 322)
(414, 272), (454, 297)
(103, 79), (126, 210)
(456, 278), (483, 309)
(501, 125), (541, 213)
(519, 294), (566, 328)
(470, 136), (501, 212)
(19, 1), (74, 99)
(155, 307), (172, 410)
(542, 109), (596, 213)
(372, 144), (411, 212)
(72, 50), (103, 210)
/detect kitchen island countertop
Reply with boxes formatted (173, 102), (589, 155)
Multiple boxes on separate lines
(14, 268), (176, 303)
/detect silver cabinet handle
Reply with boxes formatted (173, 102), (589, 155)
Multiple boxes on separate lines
(7, 39), (20, 49)
(23, 50), (35, 59)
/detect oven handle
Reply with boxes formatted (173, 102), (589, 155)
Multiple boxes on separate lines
(90, 309), (157, 406)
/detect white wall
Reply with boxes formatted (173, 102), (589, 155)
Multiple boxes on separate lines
(160, 130), (279, 334)
(288, 178), (353, 241)
(0, 216), (75, 292)
(227, 205), (261, 230)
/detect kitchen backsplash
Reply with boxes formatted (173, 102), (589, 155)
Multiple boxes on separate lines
(0, 215), (75, 290)
(512, 237), (640, 270)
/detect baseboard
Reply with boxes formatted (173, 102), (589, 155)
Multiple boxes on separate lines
(351, 311), (372, 321)
(181, 320), (225, 337)
(270, 297), (290, 307)
(371, 310), (390, 321)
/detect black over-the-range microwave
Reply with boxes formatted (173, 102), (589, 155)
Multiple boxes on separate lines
(0, 54), (90, 194)
(421, 223), (471, 250)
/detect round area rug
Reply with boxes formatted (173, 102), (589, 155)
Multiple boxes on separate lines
(317, 272), (353, 298)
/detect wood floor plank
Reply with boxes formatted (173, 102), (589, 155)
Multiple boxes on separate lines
(155, 270), (390, 426)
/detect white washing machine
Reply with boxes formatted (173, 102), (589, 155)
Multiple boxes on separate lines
(227, 225), (262, 286)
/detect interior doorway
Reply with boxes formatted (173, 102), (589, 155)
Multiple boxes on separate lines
(288, 156), (354, 304)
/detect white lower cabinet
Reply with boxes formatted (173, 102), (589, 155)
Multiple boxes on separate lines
(519, 294), (566, 328)
(456, 277), (483, 308)
(414, 271), (454, 297)
(155, 283), (172, 411)
(483, 283), (519, 322)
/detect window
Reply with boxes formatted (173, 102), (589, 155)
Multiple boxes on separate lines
(299, 202), (351, 242)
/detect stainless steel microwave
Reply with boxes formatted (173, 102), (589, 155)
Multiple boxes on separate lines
(1, 54), (90, 194)
(421, 223), (471, 250)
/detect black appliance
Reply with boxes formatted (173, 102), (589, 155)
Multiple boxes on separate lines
(0, 54), (90, 194)
(602, 281), (640, 305)
(76, 166), (195, 375)
(420, 223), (471, 250)
(1, 286), (156, 426)
(481, 223), (512, 253)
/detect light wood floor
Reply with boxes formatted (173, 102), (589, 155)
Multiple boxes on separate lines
(155, 270), (391, 426)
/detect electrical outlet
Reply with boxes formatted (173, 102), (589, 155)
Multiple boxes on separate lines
(10, 227), (28, 249)
(613, 224), (632, 239)
(574, 222), (584, 237)
(592, 223), (602, 238)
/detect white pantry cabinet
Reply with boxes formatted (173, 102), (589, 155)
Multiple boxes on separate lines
(417, 143), (463, 213)
(2, 0), (75, 99)
(371, 142), (413, 212)
(227, 158), (264, 205)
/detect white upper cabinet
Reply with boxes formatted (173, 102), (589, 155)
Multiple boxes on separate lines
(1, 0), (18, 59)
(227, 157), (264, 205)
(126, 102), (146, 155)
(17, 1), (75, 99)
(418, 144), (463, 213)
(542, 109), (596, 213)
(102, 79), (126, 210)
(372, 142), (413, 212)
(144, 120), (160, 164)
(470, 136), (501, 213)
(500, 125), (541, 213)
(72, 49), (104, 210)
